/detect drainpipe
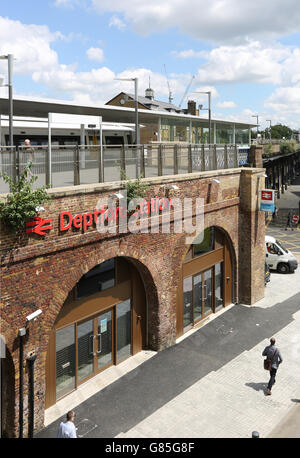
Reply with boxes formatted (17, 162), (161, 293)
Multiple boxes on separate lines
(27, 352), (37, 438)
(18, 327), (26, 438)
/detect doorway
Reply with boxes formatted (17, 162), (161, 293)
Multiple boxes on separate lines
(55, 300), (131, 401)
(177, 227), (234, 337)
(46, 257), (147, 408)
(183, 265), (223, 331)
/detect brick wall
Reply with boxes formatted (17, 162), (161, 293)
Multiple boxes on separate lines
(0, 168), (265, 436)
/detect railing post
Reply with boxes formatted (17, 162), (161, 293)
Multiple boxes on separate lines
(234, 144), (238, 167)
(174, 144), (179, 175)
(120, 145), (126, 180)
(201, 144), (206, 171)
(140, 144), (145, 178)
(45, 146), (50, 187)
(98, 145), (104, 183)
(12, 146), (17, 184)
(74, 145), (80, 186)
(213, 144), (217, 170)
(188, 144), (192, 173)
(158, 144), (163, 176)
(224, 144), (228, 169)
(135, 145), (139, 179)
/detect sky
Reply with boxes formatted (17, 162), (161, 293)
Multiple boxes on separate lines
(0, 0), (300, 130)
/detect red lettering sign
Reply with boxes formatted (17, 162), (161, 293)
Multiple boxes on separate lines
(60, 212), (72, 232)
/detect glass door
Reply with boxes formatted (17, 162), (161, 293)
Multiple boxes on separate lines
(56, 325), (76, 400)
(116, 299), (131, 363)
(56, 301), (132, 399)
(215, 262), (224, 311)
(183, 276), (193, 330)
(77, 318), (94, 382)
(97, 310), (113, 370)
(193, 274), (202, 321)
(203, 269), (213, 315)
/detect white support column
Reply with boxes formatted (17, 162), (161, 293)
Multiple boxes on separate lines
(99, 116), (103, 182)
(48, 113), (52, 187)
(80, 124), (86, 169)
(158, 116), (161, 142)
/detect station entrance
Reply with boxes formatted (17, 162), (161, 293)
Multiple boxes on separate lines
(177, 227), (234, 336)
(45, 257), (147, 408)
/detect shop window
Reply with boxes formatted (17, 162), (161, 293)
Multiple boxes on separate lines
(77, 259), (115, 299)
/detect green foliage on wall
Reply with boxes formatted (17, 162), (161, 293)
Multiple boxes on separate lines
(0, 163), (50, 234)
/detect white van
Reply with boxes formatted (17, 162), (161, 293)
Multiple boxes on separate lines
(265, 235), (298, 273)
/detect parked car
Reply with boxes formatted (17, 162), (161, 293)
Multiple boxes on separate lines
(265, 235), (298, 273)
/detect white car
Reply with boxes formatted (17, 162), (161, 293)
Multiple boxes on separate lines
(265, 235), (298, 274)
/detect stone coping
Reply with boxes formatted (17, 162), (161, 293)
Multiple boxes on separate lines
(0, 167), (264, 200)
(48, 168), (264, 198)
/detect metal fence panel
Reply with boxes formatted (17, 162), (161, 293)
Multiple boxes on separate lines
(0, 146), (16, 193)
(0, 143), (247, 193)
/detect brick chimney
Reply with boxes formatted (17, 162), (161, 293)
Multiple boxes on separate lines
(187, 100), (196, 115)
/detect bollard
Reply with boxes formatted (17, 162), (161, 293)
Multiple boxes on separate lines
(252, 431), (259, 438)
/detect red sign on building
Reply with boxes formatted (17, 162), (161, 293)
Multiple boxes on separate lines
(26, 217), (53, 235)
(261, 190), (273, 201)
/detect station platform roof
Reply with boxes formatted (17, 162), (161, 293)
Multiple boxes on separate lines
(0, 95), (257, 129)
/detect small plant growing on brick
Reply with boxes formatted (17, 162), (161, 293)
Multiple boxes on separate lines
(120, 171), (149, 216)
(0, 162), (50, 234)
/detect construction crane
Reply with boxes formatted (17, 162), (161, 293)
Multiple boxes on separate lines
(163, 64), (174, 104)
(179, 75), (195, 108)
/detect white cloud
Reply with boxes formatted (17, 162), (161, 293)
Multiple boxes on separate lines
(54, 0), (81, 8)
(172, 49), (207, 59)
(194, 40), (297, 86)
(91, 0), (300, 44)
(216, 101), (237, 109)
(192, 86), (220, 100)
(0, 17), (60, 75)
(0, 16), (189, 105)
(86, 47), (104, 62)
(31, 65), (190, 105)
(265, 87), (300, 125)
(109, 15), (126, 31)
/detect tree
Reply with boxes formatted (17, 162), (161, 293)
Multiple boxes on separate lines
(270, 124), (293, 140)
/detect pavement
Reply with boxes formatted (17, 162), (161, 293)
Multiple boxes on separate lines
(36, 176), (300, 440)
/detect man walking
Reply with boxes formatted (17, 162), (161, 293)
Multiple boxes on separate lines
(262, 337), (283, 395)
(285, 210), (294, 231)
(57, 410), (77, 438)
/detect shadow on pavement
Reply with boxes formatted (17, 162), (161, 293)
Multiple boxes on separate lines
(245, 382), (267, 393)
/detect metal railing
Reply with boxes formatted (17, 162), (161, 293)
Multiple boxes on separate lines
(0, 143), (246, 193)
